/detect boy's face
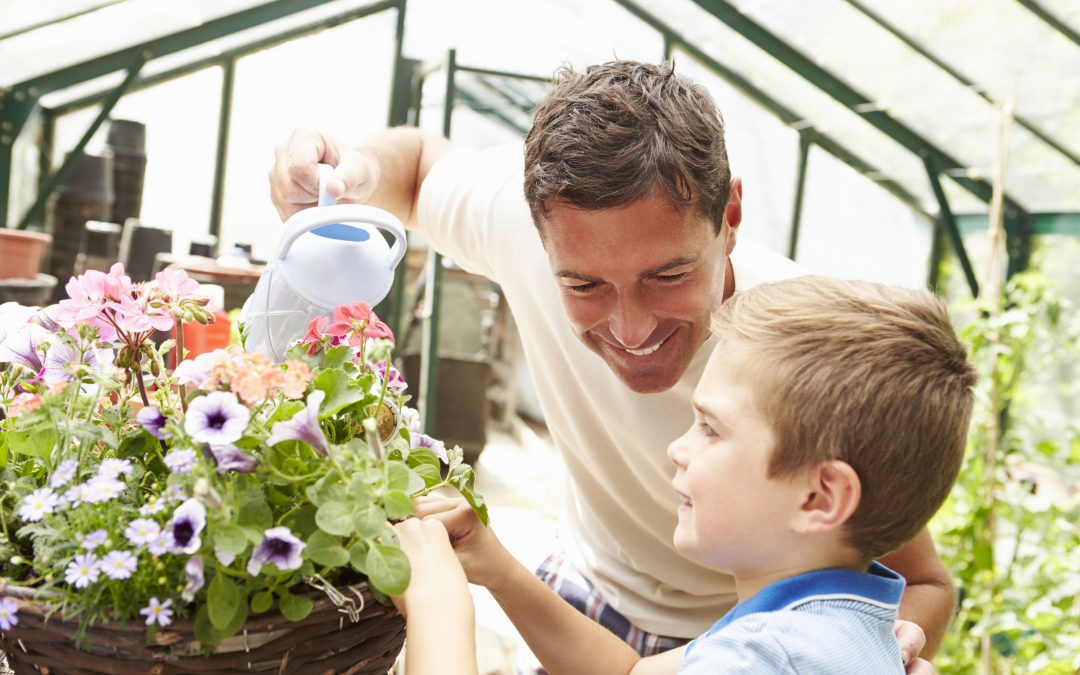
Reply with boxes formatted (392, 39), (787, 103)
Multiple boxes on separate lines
(667, 347), (805, 574)
(541, 191), (737, 394)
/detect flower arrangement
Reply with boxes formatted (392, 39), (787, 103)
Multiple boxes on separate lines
(0, 263), (486, 656)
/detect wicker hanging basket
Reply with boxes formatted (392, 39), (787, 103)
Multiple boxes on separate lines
(0, 582), (404, 674)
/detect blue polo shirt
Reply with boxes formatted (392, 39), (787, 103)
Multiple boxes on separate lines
(680, 562), (906, 674)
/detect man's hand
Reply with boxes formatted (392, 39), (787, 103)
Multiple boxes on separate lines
(894, 619), (935, 674)
(268, 128), (381, 221)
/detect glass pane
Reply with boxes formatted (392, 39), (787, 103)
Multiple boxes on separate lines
(221, 10), (398, 261)
(795, 145), (934, 289)
(0, 0), (124, 40)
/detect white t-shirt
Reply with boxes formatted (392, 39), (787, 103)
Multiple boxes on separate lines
(417, 143), (804, 637)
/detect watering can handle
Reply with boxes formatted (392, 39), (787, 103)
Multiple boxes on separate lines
(274, 164), (407, 270)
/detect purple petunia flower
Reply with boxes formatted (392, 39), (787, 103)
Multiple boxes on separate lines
(164, 448), (198, 474)
(246, 527), (305, 576)
(184, 392), (250, 445)
(266, 390), (328, 456)
(210, 444), (256, 474)
(140, 597), (173, 627)
(182, 556), (205, 602)
(42, 341), (98, 385)
(0, 324), (47, 375)
(0, 597), (18, 631)
(137, 406), (171, 440)
(414, 433), (448, 464)
(370, 359), (407, 394)
(166, 498), (206, 555)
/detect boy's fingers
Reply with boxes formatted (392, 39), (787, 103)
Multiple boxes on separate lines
(413, 495), (464, 518)
(893, 619), (927, 665)
(905, 658), (936, 675)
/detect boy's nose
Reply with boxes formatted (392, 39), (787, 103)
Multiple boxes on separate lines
(667, 435), (689, 468)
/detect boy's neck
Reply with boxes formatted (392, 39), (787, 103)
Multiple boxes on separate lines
(734, 550), (868, 603)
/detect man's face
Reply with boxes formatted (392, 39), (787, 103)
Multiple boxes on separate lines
(541, 191), (737, 393)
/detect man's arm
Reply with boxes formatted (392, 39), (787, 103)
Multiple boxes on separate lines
(268, 127), (453, 227)
(879, 527), (955, 658)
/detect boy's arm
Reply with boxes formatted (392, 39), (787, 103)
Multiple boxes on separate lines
(880, 528), (955, 658)
(414, 497), (683, 675)
(391, 518), (478, 675)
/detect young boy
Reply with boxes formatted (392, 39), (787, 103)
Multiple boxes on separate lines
(391, 276), (976, 674)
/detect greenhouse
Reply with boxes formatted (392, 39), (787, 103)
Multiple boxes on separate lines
(1, 1), (1077, 673)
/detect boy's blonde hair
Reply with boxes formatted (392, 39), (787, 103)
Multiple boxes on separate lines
(712, 276), (976, 559)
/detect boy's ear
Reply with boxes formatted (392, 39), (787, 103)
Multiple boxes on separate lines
(791, 460), (861, 535)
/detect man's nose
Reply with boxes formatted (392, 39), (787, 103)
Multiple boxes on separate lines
(608, 293), (658, 349)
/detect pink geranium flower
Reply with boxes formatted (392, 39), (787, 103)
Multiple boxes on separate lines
(154, 268), (201, 304)
(302, 316), (330, 354)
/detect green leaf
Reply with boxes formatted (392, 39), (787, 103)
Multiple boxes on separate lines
(322, 344), (353, 370)
(406, 448), (443, 488)
(250, 590), (273, 614)
(0, 432), (7, 468)
(208, 572), (242, 630)
(365, 543), (411, 596)
(386, 461), (410, 491)
(315, 501), (354, 536)
(194, 600), (247, 649)
(352, 503), (386, 538)
(313, 369), (366, 417)
(215, 524), (249, 557)
(238, 488), (273, 530)
(306, 474), (345, 507)
(383, 490), (414, 520)
(278, 591), (313, 622)
(7, 426), (57, 459)
(306, 530), (350, 567)
(348, 540), (369, 574)
(282, 504), (319, 539)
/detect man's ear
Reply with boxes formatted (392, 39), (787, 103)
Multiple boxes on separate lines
(723, 177), (743, 255)
(792, 460), (861, 536)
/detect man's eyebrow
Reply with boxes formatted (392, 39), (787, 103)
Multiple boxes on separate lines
(555, 257), (699, 282)
(643, 257), (698, 277)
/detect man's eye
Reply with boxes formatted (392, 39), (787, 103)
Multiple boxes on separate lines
(655, 273), (687, 283)
(564, 282), (598, 294)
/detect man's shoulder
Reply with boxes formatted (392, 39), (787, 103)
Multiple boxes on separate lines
(730, 240), (806, 292)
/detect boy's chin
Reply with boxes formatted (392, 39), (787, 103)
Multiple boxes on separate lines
(672, 531), (734, 572)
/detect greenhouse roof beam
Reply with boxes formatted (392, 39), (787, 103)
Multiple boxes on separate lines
(49, 0), (401, 117)
(11, 0), (399, 97)
(0, 0), (126, 43)
(843, 0), (1079, 167)
(1015, 0), (1080, 48)
(612, 0), (933, 221)
(689, 0), (1029, 219)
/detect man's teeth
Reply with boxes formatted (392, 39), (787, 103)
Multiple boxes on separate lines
(625, 339), (664, 356)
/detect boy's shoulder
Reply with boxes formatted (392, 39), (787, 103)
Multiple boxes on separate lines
(679, 565), (906, 674)
(680, 606), (903, 674)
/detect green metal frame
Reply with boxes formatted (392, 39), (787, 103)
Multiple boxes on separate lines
(686, 0), (1033, 277)
(1, 0), (403, 229)
(787, 134), (811, 261)
(842, 0), (1079, 167)
(1016, 0), (1080, 48)
(208, 57), (236, 246)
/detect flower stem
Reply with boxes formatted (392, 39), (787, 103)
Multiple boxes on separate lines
(175, 322), (188, 413)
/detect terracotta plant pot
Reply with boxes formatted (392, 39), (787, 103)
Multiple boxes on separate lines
(0, 228), (52, 280)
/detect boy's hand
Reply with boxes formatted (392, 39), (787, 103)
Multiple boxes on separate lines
(894, 619), (934, 674)
(390, 517), (469, 617)
(412, 495), (515, 592)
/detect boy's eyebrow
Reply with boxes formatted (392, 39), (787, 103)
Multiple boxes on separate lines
(555, 256), (699, 282)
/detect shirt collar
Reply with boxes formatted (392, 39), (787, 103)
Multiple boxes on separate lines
(712, 562), (906, 631)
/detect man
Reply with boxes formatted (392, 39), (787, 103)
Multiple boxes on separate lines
(269, 60), (950, 672)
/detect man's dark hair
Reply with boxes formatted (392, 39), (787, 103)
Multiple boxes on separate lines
(524, 60), (731, 235)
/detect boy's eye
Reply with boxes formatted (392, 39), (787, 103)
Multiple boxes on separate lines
(696, 422), (718, 438)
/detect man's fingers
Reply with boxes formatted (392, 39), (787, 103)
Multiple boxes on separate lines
(332, 148), (379, 202)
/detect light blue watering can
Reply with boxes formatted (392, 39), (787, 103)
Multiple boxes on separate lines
(241, 164), (407, 362)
